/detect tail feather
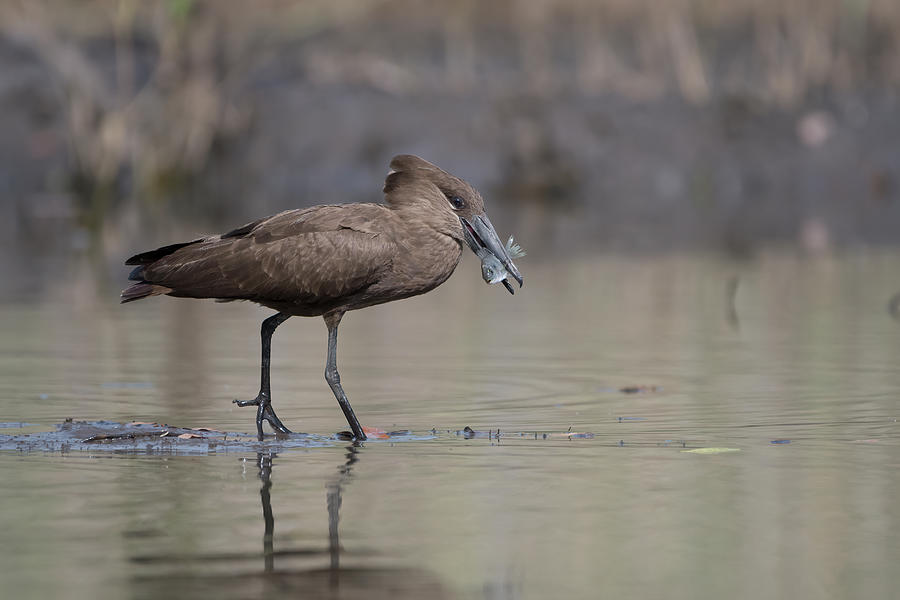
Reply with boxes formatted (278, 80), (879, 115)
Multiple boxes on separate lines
(127, 265), (145, 281)
(122, 238), (204, 303)
(120, 283), (172, 304)
(125, 239), (203, 266)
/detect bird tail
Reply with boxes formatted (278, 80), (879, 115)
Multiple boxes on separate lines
(125, 240), (202, 266)
(120, 238), (202, 303)
(120, 282), (173, 303)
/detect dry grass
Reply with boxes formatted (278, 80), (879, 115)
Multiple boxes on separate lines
(1, 0), (897, 225)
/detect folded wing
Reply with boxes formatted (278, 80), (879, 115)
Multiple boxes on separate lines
(125, 205), (395, 306)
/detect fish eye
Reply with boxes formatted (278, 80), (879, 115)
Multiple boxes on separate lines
(448, 195), (466, 210)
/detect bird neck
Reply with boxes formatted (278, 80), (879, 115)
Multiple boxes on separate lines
(379, 205), (463, 297)
(389, 199), (462, 244)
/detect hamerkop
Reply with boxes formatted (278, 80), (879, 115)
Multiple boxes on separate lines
(121, 155), (523, 440)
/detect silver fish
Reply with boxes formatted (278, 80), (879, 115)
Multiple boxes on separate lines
(479, 236), (526, 294)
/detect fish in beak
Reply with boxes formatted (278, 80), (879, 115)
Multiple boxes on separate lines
(460, 215), (524, 294)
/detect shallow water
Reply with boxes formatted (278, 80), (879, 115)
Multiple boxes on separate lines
(1, 251), (899, 599)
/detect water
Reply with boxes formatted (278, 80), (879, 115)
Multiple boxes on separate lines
(1, 251), (899, 599)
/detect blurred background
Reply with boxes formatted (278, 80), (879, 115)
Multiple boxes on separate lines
(3, 4), (900, 598)
(1, 0), (899, 299)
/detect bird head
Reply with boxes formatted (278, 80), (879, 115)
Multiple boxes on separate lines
(383, 154), (523, 292)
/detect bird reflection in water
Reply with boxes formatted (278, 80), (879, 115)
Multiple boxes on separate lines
(256, 447), (357, 578)
(257, 452), (276, 574)
(130, 448), (446, 599)
(251, 447), (446, 597)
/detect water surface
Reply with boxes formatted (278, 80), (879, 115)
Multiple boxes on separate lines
(1, 251), (898, 599)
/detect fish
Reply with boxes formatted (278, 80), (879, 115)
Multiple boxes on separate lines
(478, 236), (526, 294)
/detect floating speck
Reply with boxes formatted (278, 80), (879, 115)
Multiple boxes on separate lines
(681, 447), (741, 454)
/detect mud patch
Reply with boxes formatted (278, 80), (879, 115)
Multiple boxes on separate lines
(0, 420), (339, 454)
(3, 421), (712, 454)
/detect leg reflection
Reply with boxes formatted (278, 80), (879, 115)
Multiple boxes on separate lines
(254, 446), (359, 578)
(328, 446), (359, 577)
(257, 452), (276, 573)
(130, 448), (446, 598)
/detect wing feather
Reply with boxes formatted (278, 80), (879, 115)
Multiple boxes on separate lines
(141, 205), (395, 305)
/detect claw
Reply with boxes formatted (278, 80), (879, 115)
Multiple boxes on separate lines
(235, 393), (292, 439)
(261, 403), (292, 434)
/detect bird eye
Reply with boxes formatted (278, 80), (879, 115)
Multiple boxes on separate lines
(448, 195), (466, 210)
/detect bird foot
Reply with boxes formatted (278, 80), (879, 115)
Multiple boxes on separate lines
(233, 393), (292, 438)
(233, 397), (260, 407)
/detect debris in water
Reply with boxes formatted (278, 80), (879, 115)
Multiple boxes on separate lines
(681, 447), (741, 454)
(459, 426), (497, 439)
(459, 426), (479, 438)
(361, 426), (390, 440)
(560, 432), (594, 439)
(82, 431), (158, 443)
(3, 420), (338, 453)
(619, 386), (662, 394)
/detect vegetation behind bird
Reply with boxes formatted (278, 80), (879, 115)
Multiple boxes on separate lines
(2, 0), (899, 263)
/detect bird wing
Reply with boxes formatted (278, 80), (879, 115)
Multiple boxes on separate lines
(142, 205), (396, 304)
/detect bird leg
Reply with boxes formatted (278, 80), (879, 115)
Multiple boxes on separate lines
(323, 311), (367, 441)
(234, 312), (292, 438)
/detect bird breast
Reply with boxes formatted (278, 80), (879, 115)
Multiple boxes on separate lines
(380, 229), (463, 299)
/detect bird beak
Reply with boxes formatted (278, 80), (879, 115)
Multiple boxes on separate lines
(460, 215), (524, 291)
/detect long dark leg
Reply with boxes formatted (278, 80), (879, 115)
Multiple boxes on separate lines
(234, 312), (292, 438)
(323, 311), (366, 440)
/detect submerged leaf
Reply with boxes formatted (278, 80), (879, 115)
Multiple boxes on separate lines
(362, 426), (390, 439)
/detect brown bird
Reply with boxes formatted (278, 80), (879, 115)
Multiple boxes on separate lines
(121, 155), (523, 440)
